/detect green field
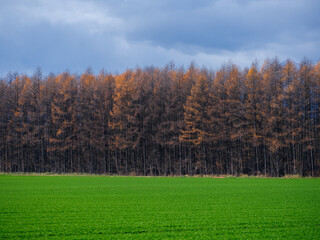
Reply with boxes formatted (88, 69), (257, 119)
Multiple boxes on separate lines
(0, 175), (319, 239)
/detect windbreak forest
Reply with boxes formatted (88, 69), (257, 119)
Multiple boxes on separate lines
(0, 58), (319, 176)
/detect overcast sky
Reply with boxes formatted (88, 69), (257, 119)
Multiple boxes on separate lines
(0, 0), (319, 75)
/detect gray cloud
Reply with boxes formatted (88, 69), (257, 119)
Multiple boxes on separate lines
(0, 0), (319, 75)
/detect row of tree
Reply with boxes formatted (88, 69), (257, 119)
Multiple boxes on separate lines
(0, 58), (319, 176)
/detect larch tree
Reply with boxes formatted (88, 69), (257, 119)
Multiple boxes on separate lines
(224, 64), (245, 175)
(7, 75), (26, 172)
(298, 59), (316, 176)
(0, 79), (9, 172)
(180, 72), (212, 175)
(313, 62), (320, 173)
(18, 75), (33, 171)
(282, 60), (299, 174)
(130, 67), (154, 175)
(110, 70), (138, 174)
(211, 65), (229, 174)
(28, 69), (45, 172)
(0, 59), (319, 176)
(244, 63), (264, 174)
(78, 70), (97, 173)
(154, 65), (186, 174)
(262, 58), (285, 176)
(93, 71), (115, 173)
(49, 73), (78, 173)
(150, 66), (172, 174)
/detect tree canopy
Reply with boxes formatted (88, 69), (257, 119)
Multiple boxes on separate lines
(0, 59), (319, 176)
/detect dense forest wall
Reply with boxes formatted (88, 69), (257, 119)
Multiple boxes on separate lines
(0, 58), (319, 176)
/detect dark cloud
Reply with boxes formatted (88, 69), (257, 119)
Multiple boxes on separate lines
(0, 0), (319, 74)
(126, 0), (320, 51)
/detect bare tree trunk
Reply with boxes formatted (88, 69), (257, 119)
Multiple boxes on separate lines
(179, 142), (182, 175)
(255, 146), (259, 174)
(204, 144), (207, 175)
(230, 142), (233, 176)
(310, 147), (314, 177)
(115, 149), (118, 174)
(263, 143), (267, 176)
(292, 142), (296, 174)
(125, 148), (128, 175)
(143, 144), (146, 176)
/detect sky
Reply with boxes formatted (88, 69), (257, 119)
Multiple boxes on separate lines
(0, 0), (319, 75)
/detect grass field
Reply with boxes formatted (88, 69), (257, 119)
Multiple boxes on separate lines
(0, 175), (319, 239)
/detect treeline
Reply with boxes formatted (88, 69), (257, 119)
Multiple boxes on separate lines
(0, 58), (319, 176)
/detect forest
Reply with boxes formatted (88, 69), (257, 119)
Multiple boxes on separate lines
(0, 58), (319, 176)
